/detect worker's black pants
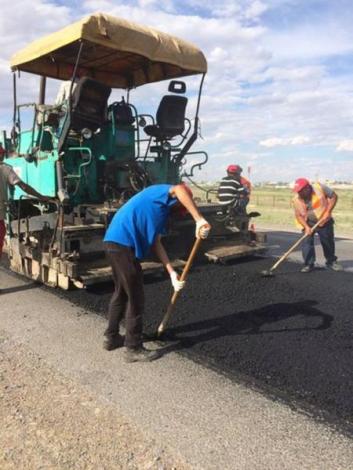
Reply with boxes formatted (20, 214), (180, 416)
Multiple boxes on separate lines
(104, 242), (144, 349)
(228, 197), (249, 216)
(302, 219), (337, 266)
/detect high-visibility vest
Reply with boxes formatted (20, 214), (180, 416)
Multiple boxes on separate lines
(240, 176), (251, 194)
(293, 182), (329, 227)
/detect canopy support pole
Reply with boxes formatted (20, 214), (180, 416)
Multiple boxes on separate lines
(174, 73), (206, 164)
(69, 41), (84, 112)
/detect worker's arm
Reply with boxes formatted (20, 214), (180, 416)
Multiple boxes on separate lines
(170, 184), (203, 222)
(295, 210), (312, 236)
(319, 192), (337, 226)
(152, 236), (184, 292)
(169, 184), (211, 239)
(152, 235), (174, 275)
(16, 181), (51, 202)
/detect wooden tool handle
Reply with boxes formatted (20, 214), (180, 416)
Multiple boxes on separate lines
(270, 219), (322, 272)
(157, 237), (203, 336)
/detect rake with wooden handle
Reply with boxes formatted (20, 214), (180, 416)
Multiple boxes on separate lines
(261, 218), (323, 277)
(157, 237), (203, 337)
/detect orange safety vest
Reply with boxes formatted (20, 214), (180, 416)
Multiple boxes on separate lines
(293, 182), (329, 228)
(240, 176), (251, 194)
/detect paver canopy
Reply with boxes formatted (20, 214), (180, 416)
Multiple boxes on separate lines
(10, 12), (207, 88)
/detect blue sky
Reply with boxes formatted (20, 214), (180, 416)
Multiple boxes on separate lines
(1, 0), (353, 183)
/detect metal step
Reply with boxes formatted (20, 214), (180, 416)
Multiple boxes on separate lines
(73, 259), (186, 288)
(204, 242), (267, 263)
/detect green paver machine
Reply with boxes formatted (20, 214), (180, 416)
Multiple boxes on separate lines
(1, 13), (266, 288)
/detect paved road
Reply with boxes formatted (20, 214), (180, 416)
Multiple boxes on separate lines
(1, 267), (353, 469)
(262, 227), (353, 271)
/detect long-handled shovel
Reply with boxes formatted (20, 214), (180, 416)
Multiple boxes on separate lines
(261, 218), (322, 277)
(157, 237), (203, 337)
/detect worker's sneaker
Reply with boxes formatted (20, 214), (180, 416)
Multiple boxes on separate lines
(300, 265), (314, 273)
(124, 346), (159, 363)
(247, 211), (261, 218)
(103, 334), (124, 351)
(326, 261), (343, 272)
(225, 224), (240, 232)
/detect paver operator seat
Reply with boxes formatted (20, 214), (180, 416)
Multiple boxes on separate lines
(58, 77), (111, 153)
(144, 80), (187, 142)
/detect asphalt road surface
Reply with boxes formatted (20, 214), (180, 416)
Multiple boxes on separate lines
(43, 229), (353, 433)
(264, 227), (353, 271)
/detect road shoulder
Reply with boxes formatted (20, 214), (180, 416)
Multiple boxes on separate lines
(0, 333), (188, 470)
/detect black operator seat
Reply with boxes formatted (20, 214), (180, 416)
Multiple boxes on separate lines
(144, 80), (187, 141)
(69, 77), (112, 131)
(58, 77), (111, 152)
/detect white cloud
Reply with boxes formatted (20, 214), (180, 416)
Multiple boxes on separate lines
(244, 1), (268, 20)
(262, 16), (353, 61)
(260, 136), (310, 147)
(259, 65), (325, 83)
(291, 136), (310, 145)
(336, 140), (353, 152)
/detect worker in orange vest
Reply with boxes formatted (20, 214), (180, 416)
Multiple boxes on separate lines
(292, 178), (343, 273)
(240, 175), (252, 195)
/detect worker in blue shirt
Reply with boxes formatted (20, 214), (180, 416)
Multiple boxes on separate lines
(103, 183), (210, 362)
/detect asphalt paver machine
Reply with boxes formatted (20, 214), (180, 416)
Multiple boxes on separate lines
(1, 13), (266, 288)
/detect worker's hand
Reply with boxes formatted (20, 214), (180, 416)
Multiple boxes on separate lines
(304, 225), (312, 236)
(170, 271), (185, 292)
(195, 218), (211, 239)
(318, 212), (331, 227)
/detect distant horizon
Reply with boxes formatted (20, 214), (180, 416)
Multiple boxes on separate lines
(191, 179), (353, 186)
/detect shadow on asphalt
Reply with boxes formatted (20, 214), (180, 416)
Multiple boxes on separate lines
(340, 259), (353, 270)
(0, 282), (40, 295)
(156, 300), (333, 354)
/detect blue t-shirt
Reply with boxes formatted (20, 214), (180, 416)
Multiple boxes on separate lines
(104, 184), (177, 259)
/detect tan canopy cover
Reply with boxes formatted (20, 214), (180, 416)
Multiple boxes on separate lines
(10, 13), (207, 88)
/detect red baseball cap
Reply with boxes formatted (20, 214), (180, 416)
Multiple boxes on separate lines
(227, 164), (242, 174)
(293, 178), (311, 193)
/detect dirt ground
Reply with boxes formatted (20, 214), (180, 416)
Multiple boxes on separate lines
(0, 333), (189, 470)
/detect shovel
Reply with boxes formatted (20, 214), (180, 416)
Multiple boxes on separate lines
(157, 237), (203, 337)
(261, 219), (322, 277)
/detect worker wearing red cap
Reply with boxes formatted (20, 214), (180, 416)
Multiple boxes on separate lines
(103, 183), (210, 362)
(292, 178), (342, 273)
(218, 164), (250, 214)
